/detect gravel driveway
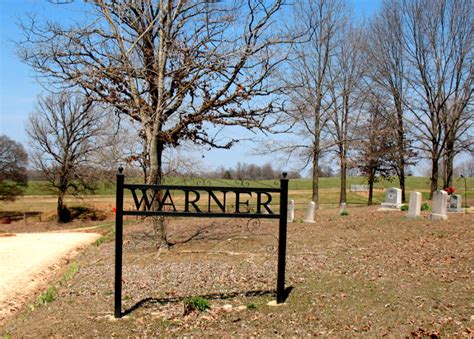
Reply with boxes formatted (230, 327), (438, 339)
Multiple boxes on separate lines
(0, 232), (100, 323)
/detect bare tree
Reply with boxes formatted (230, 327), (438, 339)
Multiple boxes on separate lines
(442, 90), (474, 188)
(355, 90), (398, 205)
(26, 92), (108, 222)
(365, 0), (412, 202)
(0, 135), (28, 202)
(282, 0), (346, 209)
(19, 0), (290, 247)
(403, 0), (473, 197)
(327, 23), (364, 205)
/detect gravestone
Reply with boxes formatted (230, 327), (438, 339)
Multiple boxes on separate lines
(448, 194), (462, 212)
(288, 199), (295, 222)
(304, 201), (315, 223)
(380, 188), (402, 209)
(407, 191), (422, 218)
(339, 202), (348, 215)
(430, 190), (448, 220)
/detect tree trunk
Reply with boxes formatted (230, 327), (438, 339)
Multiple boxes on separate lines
(312, 139), (320, 210)
(396, 138), (406, 203)
(394, 81), (407, 203)
(148, 133), (169, 249)
(57, 189), (70, 223)
(367, 169), (375, 205)
(340, 152), (347, 205)
(312, 149), (320, 209)
(444, 151), (454, 189)
(430, 156), (439, 199)
(443, 130), (455, 189)
(340, 95), (348, 206)
(398, 164), (406, 203)
(142, 137), (149, 184)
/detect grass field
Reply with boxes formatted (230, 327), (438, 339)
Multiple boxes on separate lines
(23, 175), (474, 194)
(2, 176), (472, 222)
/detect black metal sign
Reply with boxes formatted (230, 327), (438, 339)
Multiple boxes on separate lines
(114, 167), (289, 318)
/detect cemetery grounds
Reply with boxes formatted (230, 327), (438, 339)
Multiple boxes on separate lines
(0, 178), (473, 336)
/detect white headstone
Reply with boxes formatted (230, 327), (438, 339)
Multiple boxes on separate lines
(430, 190), (448, 220)
(447, 194), (462, 212)
(287, 199), (295, 222)
(304, 201), (315, 223)
(381, 188), (402, 209)
(339, 202), (347, 215)
(407, 191), (422, 218)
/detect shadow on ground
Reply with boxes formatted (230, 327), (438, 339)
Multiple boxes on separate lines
(123, 286), (294, 316)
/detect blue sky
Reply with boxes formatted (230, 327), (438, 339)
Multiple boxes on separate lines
(0, 0), (382, 172)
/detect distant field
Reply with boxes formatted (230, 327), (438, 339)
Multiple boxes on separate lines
(23, 175), (474, 198)
(2, 175), (469, 220)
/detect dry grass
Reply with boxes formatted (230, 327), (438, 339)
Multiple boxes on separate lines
(1, 206), (472, 337)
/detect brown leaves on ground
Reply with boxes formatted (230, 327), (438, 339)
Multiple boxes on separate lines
(1, 206), (473, 336)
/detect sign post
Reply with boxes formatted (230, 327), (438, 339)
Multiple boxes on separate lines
(114, 168), (289, 318)
(277, 173), (288, 303)
(114, 167), (124, 319)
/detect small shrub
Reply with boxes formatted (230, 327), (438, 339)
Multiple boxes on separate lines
(38, 286), (57, 304)
(400, 205), (409, 211)
(421, 203), (430, 211)
(183, 296), (210, 314)
(95, 229), (115, 247)
(247, 303), (257, 310)
(339, 210), (349, 216)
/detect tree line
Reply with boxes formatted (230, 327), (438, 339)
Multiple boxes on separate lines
(277, 0), (472, 207)
(1, 0), (470, 246)
(205, 163), (301, 181)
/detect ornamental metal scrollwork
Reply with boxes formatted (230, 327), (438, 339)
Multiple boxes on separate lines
(195, 178), (213, 186)
(234, 178), (251, 187)
(246, 218), (261, 234)
(266, 237), (278, 253)
(161, 176), (179, 185)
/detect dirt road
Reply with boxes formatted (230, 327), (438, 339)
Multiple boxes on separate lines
(0, 232), (101, 323)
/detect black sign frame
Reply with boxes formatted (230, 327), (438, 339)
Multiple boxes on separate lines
(114, 167), (289, 318)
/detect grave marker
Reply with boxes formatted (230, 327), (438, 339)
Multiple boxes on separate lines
(380, 188), (402, 209)
(288, 199), (295, 222)
(339, 202), (348, 215)
(407, 191), (422, 218)
(430, 190), (448, 220)
(304, 201), (315, 223)
(448, 194), (462, 212)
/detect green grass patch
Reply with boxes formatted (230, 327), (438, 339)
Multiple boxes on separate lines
(183, 296), (210, 313)
(38, 286), (57, 305)
(62, 262), (78, 283)
(36, 261), (80, 307)
(94, 231), (115, 247)
(421, 202), (430, 211)
(247, 303), (257, 310)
